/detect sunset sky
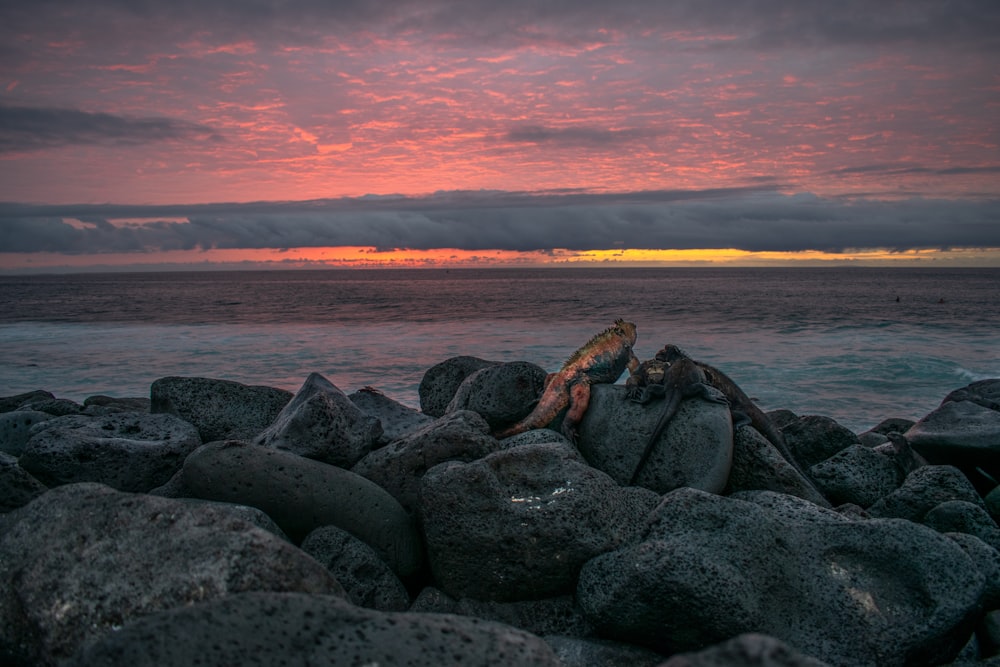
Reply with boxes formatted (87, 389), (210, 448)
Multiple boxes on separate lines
(1, 0), (998, 271)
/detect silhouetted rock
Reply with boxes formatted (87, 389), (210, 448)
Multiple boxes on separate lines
(923, 500), (1000, 552)
(905, 393), (1000, 470)
(0, 390), (54, 413)
(867, 464), (985, 522)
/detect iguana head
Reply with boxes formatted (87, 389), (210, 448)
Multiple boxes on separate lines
(613, 318), (638, 346)
(655, 344), (688, 363)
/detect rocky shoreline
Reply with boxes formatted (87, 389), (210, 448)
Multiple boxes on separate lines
(2, 350), (1000, 666)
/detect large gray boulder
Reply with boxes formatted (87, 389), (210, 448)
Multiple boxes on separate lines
(67, 591), (561, 667)
(0, 410), (54, 456)
(419, 355), (500, 417)
(254, 373), (382, 467)
(576, 384), (733, 495)
(445, 361), (548, 430)
(418, 441), (660, 601)
(905, 382), (1000, 469)
(867, 464), (985, 522)
(352, 410), (502, 512)
(0, 484), (343, 667)
(923, 500), (1000, 553)
(18, 412), (202, 492)
(153, 440), (422, 577)
(808, 444), (902, 508)
(780, 414), (860, 469)
(576, 487), (985, 666)
(150, 376), (292, 441)
(725, 425), (831, 507)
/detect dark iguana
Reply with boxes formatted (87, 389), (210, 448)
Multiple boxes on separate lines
(626, 344), (809, 481)
(625, 348), (728, 485)
(494, 319), (639, 443)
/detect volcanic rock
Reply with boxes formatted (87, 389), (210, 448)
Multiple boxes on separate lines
(0, 409), (53, 456)
(446, 360), (548, 430)
(575, 384), (732, 495)
(348, 386), (433, 443)
(0, 484), (343, 667)
(300, 524), (410, 611)
(153, 440), (422, 576)
(418, 441), (659, 601)
(577, 487), (986, 666)
(418, 355), (500, 417)
(352, 409), (501, 512)
(19, 412), (202, 492)
(66, 591), (561, 667)
(253, 372), (382, 467)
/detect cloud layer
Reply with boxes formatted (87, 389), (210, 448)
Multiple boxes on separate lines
(2, 190), (997, 256)
(0, 106), (222, 152)
(0, 0), (997, 263)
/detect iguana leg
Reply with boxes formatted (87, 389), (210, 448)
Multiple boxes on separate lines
(627, 384), (666, 404)
(561, 381), (592, 443)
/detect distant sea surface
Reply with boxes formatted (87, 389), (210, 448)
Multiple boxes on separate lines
(2, 267), (998, 433)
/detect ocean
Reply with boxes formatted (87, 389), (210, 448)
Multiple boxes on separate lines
(1, 267), (998, 433)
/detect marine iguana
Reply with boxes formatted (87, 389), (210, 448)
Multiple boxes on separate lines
(627, 344), (811, 482)
(626, 348), (728, 485)
(494, 319), (640, 443)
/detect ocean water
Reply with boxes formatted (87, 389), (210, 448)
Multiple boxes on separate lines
(1, 267), (998, 433)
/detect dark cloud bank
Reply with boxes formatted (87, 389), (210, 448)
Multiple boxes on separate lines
(2, 190), (997, 256)
(2, 0), (999, 52)
(0, 106), (222, 153)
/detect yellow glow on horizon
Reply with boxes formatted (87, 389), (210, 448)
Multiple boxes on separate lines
(555, 247), (1000, 266)
(2, 246), (999, 273)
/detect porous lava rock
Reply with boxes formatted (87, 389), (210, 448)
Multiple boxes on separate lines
(150, 376), (292, 441)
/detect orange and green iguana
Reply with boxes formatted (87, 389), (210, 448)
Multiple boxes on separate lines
(494, 319), (639, 442)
